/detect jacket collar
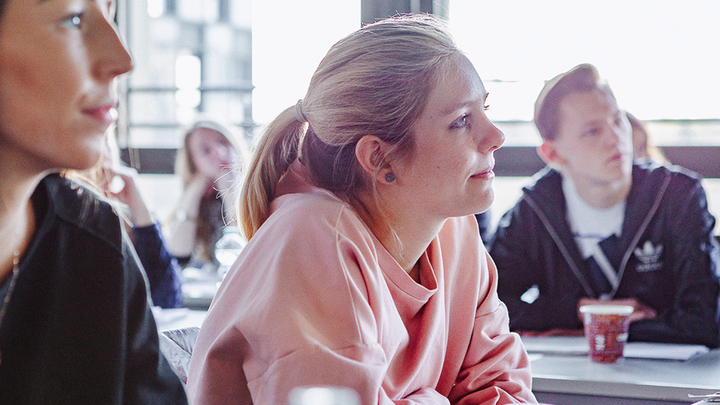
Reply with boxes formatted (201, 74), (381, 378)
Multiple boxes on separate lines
(35, 174), (122, 252)
(523, 162), (670, 240)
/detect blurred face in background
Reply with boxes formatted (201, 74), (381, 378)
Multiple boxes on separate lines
(0, 0), (132, 173)
(631, 124), (649, 159)
(542, 88), (633, 189)
(188, 128), (238, 182)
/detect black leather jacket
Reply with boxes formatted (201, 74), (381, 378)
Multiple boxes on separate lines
(490, 162), (720, 348)
(0, 175), (187, 404)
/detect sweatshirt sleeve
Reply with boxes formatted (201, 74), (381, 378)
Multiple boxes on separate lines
(132, 223), (184, 308)
(448, 250), (536, 404)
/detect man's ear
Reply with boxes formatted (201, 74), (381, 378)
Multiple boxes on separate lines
(356, 135), (394, 184)
(537, 140), (566, 168)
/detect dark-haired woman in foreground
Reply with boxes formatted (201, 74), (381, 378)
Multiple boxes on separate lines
(0, 0), (187, 402)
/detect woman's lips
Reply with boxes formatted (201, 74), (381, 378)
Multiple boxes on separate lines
(607, 151), (627, 163)
(83, 104), (118, 126)
(471, 168), (495, 179)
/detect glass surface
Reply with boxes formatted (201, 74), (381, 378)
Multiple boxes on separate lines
(124, 0), (252, 147)
(177, 0), (219, 23)
(127, 127), (181, 149)
(449, 0), (720, 122)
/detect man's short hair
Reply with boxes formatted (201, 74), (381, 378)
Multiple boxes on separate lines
(534, 63), (615, 141)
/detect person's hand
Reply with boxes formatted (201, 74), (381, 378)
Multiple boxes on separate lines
(173, 174), (212, 221)
(577, 297), (657, 323)
(100, 165), (154, 227)
(185, 174), (213, 203)
(516, 328), (584, 337)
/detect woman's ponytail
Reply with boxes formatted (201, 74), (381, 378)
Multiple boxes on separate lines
(239, 106), (304, 240)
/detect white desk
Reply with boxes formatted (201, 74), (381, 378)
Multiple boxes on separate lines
(523, 337), (720, 404)
(180, 267), (220, 310)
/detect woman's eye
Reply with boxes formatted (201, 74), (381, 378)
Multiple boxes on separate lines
(61, 13), (84, 29)
(585, 127), (600, 136)
(451, 114), (470, 129)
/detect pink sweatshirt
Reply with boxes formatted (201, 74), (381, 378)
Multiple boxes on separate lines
(187, 163), (536, 404)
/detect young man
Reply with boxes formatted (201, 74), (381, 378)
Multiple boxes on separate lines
(490, 64), (720, 348)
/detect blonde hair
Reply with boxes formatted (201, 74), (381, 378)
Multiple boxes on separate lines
(239, 14), (462, 240)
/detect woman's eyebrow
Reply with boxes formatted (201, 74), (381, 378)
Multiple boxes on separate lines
(441, 93), (489, 115)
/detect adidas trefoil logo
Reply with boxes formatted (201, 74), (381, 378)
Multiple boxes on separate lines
(634, 240), (663, 272)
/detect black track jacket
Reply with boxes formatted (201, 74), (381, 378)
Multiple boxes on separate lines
(490, 162), (720, 348)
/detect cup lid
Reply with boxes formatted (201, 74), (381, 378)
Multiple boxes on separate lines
(579, 304), (634, 315)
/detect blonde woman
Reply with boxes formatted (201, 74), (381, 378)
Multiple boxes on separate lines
(188, 15), (536, 404)
(165, 120), (249, 268)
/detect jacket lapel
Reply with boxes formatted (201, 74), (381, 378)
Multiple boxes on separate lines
(523, 168), (599, 298)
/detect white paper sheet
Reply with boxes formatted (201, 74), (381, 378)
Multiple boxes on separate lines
(521, 336), (709, 361)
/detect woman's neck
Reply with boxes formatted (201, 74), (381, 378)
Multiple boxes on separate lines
(0, 147), (47, 281)
(353, 191), (444, 278)
(0, 179), (37, 283)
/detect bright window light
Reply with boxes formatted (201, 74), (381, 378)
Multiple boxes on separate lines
(175, 53), (202, 110)
(175, 54), (202, 90)
(147, 0), (164, 18)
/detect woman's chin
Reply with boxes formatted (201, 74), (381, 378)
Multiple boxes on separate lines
(473, 190), (494, 214)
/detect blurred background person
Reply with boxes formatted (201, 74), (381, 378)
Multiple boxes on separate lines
(0, 0), (187, 401)
(490, 64), (720, 348)
(164, 120), (250, 270)
(626, 111), (669, 164)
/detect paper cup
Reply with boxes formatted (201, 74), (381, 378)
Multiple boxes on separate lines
(579, 304), (634, 363)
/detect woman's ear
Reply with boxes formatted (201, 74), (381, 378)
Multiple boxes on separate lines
(356, 135), (394, 184)
(537, 140), (566, 168)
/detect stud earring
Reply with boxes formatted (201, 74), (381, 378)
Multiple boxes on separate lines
(385, 173), (395, 183)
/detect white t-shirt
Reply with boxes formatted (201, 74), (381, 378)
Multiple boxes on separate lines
(562, 175), (626, 259)
(562, 175), (626, 294)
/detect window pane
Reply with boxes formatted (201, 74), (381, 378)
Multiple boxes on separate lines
(177, 0), (219, 23)
(448, 0), (720, 122)
(129, 92), (177, 125)
(203, 92), (248, 125)
(229, 0), (251, 28)
(127, 127), (181, 149)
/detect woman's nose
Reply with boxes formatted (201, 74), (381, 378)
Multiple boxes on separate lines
(478, 119), (505, 154)
(214, 144), (232, 162)
(92, 9), (133, 81)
